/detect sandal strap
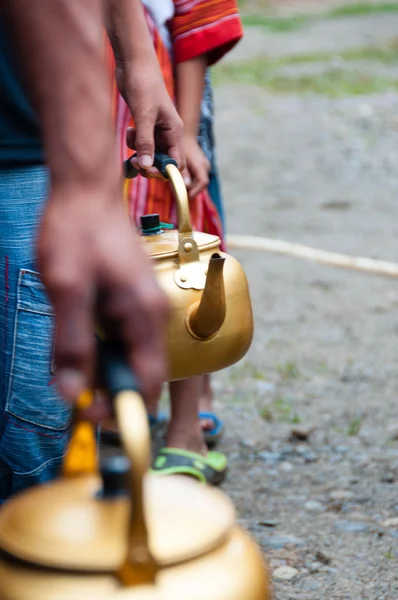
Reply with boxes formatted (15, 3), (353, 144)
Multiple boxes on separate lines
(151, 448), (226, 486)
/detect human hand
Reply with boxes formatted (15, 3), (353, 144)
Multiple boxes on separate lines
(37, 180), (169, 412)
(117, 67), (185, 178)
(182, 136), (211, 199)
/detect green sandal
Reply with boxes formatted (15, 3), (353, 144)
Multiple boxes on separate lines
(150, 448), (227, 486)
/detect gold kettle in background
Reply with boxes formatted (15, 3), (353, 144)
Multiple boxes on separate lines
(0, 342), (271, 600)
(124, 153), (254, 382)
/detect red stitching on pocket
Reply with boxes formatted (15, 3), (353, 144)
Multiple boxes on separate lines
(12, 419), (68, 440)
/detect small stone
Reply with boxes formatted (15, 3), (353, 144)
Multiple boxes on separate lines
(358, 103), (373, 120)
(269, 559), (286, 568)
(302, 451), (318, 463)
(273, 566), (299, 581)
(320, 566), (338, 574)
(280, 461), (294, 472)
(290, 427), (313, 441)
(255, 381), (275, 394)
(334, 445), (350, 454)
(381, 472), (396, 483)
(257, 451), (282, 464)
(256, 533), (304, 550)
(257, 519), (278, 528)
(315, 550), (332, 565)
(305, 500), (324, 512)
(382, 517), (398, 528)
(308, 581), (321, 591)
(278, 444), (296, 456)
(387, 422), (398, 440)
(330, 490), (354, 501)
(306, 561), (323, 573)
(326, 501), (344, 513)
(239, 439), (257, 449)
(334, 520), (369, 533)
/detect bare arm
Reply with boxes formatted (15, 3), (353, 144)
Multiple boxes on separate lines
(104, 0), (184, 171)
(175, 56), (210, 198)
(4, 0), (169, 408)
(5, 0), (117, 189)
(176, 57), (207, 139)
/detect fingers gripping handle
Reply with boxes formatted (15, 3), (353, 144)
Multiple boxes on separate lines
(123, 151), (192, 240)
(123, 152), (177, 179)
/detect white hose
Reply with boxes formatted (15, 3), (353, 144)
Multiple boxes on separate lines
(226, 234), (398, 280)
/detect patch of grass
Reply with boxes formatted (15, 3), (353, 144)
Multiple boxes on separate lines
(214, 32), (398, 97)
(269, 396), (301, 423)
(214, 61), (398, 97)
(239, 2), (398, 34)
(268, 70), (398, 97)
(260, 405), (273, 422)
(329, 2), (398, 17)
(293, 43), (398, 65)
(241, 14), (307, 32)
(229, 361), (269, 382)
(290, 414), (302, 425)
(314, 361), (331, 374)
(347, 418), (363, 436)
(332, 426), (346, 435)
(277, 361), (300, 380)
(215, 39), (398, 77)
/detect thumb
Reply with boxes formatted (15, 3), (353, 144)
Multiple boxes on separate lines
(134, 115), (155, 170)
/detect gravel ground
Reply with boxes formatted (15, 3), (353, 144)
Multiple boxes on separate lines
(211, 3), (398, 598)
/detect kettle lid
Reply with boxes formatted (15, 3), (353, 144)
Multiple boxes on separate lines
(0, 471), (235, 572)
(139, 214), (219, 259)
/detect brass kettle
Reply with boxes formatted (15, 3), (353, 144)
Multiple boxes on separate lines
(125, 153), (254, 382)
(0, 342), (271, 600)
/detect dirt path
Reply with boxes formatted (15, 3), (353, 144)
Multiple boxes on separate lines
(213, 3), (398, 598)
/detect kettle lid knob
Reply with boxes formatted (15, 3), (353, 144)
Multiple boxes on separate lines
(100, 454), (130, 498)
(140, 214), (161, 235)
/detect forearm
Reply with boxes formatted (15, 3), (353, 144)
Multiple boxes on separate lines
(105, 0), (161, 92)
(5, 0), (117, 191)
(176, 57), (207, 138)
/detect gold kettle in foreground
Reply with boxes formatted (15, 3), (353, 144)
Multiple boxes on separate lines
(125, 153), (254, 382)
(0, 342), (271, 600)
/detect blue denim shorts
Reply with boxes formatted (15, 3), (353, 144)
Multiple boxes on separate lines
(0, 166), (71, 501)
(198, 71), (226, 233)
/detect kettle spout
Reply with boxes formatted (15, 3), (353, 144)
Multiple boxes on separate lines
(187, 253), (226, 340)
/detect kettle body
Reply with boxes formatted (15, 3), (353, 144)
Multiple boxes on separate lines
(0, 523), (268, 600)
(0, 347), (270, 600)
(137, 158), (253, 382)
(147, 238), (253, 381)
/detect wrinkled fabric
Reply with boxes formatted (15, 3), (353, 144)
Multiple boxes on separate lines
(0, 166), (71, 501)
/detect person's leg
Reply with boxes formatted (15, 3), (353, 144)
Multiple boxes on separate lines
(167, 378), (207, 456)
(199, 374), (214, 427)
(0, 166), (71, 501)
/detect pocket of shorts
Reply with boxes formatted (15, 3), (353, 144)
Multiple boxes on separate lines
(5, 269), (71, 430)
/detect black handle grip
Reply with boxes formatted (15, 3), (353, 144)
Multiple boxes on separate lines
(99, 455), (131, 497)
(153, 152), (177, 178)
(123, 151), (177, 180)
(97, 337), (139, 398)
(123, 158), (139, 179)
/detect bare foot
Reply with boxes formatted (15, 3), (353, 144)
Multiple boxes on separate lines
(166, 420), (208, 456)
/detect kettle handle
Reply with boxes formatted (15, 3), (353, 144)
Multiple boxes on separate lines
(123, 151), (193, 241)
(97, 337), (158, 584)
